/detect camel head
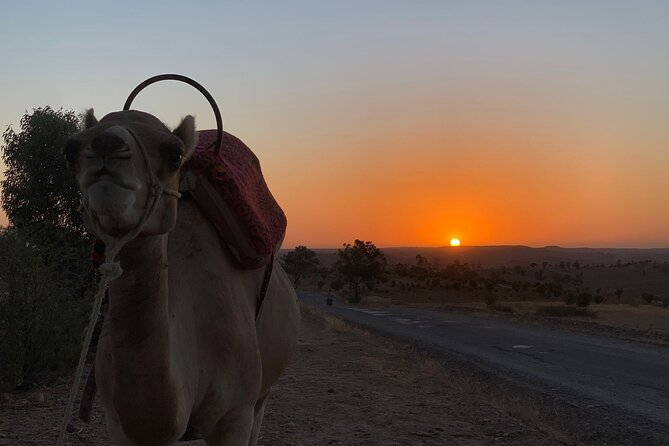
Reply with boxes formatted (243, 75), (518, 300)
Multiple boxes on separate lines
(64, 109), (197, 238)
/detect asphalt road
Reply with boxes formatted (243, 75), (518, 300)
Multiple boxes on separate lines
(299, 291), (669, 444)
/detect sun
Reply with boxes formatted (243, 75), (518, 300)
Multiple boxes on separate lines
(450, 238), (461, 247)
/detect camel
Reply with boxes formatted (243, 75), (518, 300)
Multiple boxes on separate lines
(64, 109), (300, 445)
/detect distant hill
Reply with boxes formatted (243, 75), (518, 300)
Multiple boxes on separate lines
(280, 245), (669, 268)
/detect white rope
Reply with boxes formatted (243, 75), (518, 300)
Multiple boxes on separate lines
(57, 126), (179, 445)
(56, 246), (120, 445)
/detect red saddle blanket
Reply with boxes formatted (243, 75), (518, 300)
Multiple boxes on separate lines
(181, 129), (286, 268)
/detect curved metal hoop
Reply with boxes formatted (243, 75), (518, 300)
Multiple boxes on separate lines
(123, 74), (223, 155)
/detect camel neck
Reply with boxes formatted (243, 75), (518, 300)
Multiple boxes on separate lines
(105, 234), (184, 437)
(108, 233), (169, 328)
(107, 234), (174, 392)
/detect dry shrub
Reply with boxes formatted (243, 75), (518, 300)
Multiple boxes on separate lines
(535, 305), (595, 318)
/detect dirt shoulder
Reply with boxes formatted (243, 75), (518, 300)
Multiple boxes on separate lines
(0, 310), (570, 446)
(258, 308), (569, 445)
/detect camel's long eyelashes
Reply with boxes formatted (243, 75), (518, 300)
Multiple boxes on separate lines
(166, 153), (184, 169)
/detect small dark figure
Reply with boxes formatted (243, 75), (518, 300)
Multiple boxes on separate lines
(326, 296), (333, 306)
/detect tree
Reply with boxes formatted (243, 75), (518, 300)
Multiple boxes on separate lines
(1, 106), (91, 293)
(1, 107), (83, 233)
(0, 107), (93, 389)
(335, 239), (387, 303)
(392, 263), (409, 277)
(614, 288), (623, 305)
(281, 245), (320, 288)
(594, 288), (604, 304)
(0, 226), (89, 389)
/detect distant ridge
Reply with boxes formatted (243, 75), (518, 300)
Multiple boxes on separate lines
(281, 245), (669, 267)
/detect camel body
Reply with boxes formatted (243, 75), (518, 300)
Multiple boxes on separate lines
(66, 110), (300, 445)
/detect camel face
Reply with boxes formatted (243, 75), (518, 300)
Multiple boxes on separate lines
(65, 110), (196, 237)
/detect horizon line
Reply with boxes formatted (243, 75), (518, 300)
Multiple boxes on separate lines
(280, 244), (669, 251)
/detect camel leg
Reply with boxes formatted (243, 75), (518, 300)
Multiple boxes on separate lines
(247, 394), (269, 446)
(204, 405), (255, 446)
(104, 413), (133, 446)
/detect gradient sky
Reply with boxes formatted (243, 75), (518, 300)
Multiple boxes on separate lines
(1, 1), (669, 248)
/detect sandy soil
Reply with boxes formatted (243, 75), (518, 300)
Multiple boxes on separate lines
(0, 311), (565, 446)
(586, 304), (669, 335)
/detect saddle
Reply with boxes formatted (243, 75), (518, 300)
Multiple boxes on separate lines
(181, 129), (286, 268)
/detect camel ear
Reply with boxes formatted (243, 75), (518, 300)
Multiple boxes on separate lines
(84, 109), (98, 128)
(172, 115), (197, 156)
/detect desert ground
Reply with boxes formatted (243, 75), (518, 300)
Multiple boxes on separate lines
(0, 309), (568, 446)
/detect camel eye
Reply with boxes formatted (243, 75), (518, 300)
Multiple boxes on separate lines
(165, 152), (184, 169)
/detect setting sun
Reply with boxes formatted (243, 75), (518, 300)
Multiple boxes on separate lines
(450, 238), (461, 247)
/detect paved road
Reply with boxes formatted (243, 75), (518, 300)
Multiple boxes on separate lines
(300, 291), (669, 444)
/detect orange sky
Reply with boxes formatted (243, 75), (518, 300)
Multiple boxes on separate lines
(249, 76), (669, 248)
(2, 2), (669, 248)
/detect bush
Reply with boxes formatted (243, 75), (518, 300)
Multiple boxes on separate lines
(484, 294), (496, 306)
(642, 293), (655, 304)
(576, 291), (592, 307)
(0, 226), (90, 390)
(535, 305), (596, 318)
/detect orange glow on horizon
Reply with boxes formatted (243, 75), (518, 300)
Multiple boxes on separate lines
(266, 106), (669, 249)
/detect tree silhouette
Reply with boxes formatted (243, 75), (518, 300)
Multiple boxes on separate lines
(281, 245), (320, 288)
(614, 288), (623, 305)
(0, 108), (94, 388)
(335, 239), (387, 303)
(1, 107), (83, 234)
